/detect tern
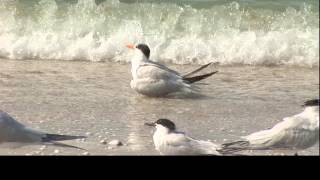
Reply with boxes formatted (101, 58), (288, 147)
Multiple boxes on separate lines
(0, 110), (86, 150)
(126, 43), (218, 97)
(220, 99), (319, 155)
(145, 119), (224, 155)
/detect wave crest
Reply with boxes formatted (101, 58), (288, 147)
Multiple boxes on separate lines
(0, 0), (318, 67)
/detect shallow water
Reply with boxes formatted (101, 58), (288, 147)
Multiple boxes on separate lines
(0, 59), (319, 155)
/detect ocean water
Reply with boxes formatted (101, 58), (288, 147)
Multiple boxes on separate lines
(0, 59), (318, 155)
(0, 0), (319, 66)
(0, 1), (319, 155)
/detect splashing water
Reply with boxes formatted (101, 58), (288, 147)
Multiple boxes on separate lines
(0, 0), (318, 67)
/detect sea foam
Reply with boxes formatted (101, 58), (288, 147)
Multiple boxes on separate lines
(0, 0), (318, 67)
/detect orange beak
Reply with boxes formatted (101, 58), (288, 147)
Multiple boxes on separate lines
(126, 44), (135, 49)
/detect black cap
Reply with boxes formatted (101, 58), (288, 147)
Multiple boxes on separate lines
(136, 44), (150, 59)
(155, 119), (176, 131)
(303, 99), (319, 107)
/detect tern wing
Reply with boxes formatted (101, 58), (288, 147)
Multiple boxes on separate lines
(147, 60), (181, 76)
(163, 133), (196, 154)
(188, 138), (221, 155)
(0, 111), (86, 149)
(260, 114), (319, 149)
(137, 63), (182, 80)
(0, 111), (26, 130)
(164, 133), (219, 155)
(0, 112), (43, 143)
(222, 113), (319, 152)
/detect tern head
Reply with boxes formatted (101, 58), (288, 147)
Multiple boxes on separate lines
(126, 43), (150, 59)
(303, 99), (319, 107)
(145, 119), (176, 131)
(302, 99), (319, 116)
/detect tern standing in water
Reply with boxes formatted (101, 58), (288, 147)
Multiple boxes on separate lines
(221, 99), (319, 155)
(145, 119), (224, 155)
(0, 110), (86, 149)
(126, 43), (218, 97)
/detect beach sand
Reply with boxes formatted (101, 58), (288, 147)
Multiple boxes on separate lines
(0, 59), (319, 155)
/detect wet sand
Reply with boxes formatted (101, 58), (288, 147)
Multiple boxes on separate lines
(0, 59), (319, 155)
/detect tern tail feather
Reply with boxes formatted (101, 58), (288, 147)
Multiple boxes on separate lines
(182, 62), (214, 78)
(183, 71), (218, 84)
(43, 134), (86, 142)
(218, 141), (250, 154)
(50, 141), (87, 150)
(42, 134), (87, 150)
